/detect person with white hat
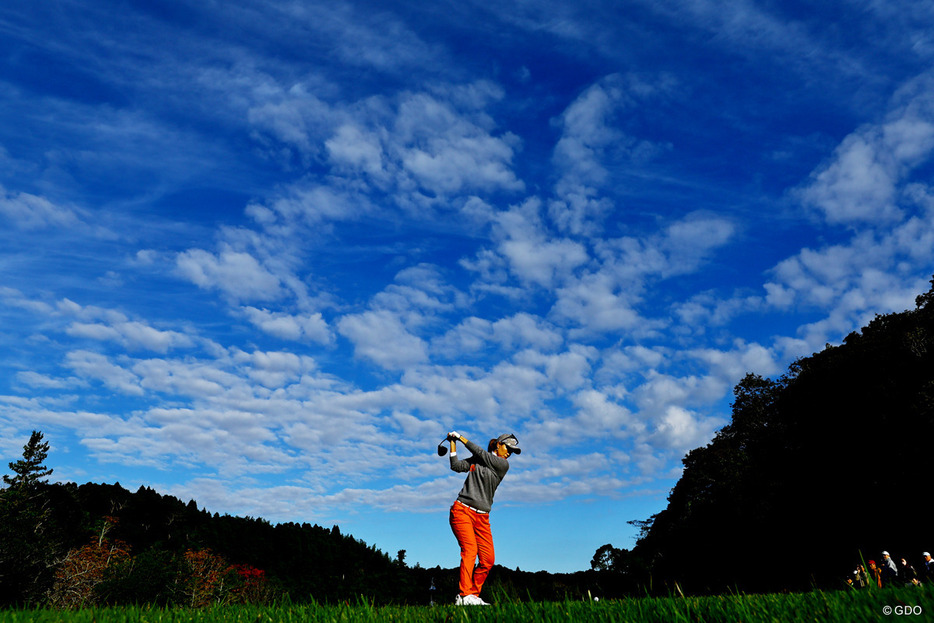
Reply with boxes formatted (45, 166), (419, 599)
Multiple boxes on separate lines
(445, 431), (521, 606)
(881, 551), (898, 586)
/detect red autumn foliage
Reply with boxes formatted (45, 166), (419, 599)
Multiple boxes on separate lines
(48, 536), (131, 608)
(182, 548), (236, 607)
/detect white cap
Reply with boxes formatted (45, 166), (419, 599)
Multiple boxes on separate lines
(882, 551), (890, 556)
(497, 433), (521, 454)
(924, 552), (931, 557)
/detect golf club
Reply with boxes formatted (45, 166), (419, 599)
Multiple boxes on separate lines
(437, 437), (449, 456)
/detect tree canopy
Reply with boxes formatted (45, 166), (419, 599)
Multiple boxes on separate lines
(626, 276), (934, 593)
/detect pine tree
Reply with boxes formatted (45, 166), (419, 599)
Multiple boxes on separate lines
(0, 430), (59, 605)
(3, 430), (53, 490)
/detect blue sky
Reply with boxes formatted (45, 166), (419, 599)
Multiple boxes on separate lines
(2, 0), (934, 574)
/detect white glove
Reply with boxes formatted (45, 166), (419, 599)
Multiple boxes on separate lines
(447, 431), (461, 441)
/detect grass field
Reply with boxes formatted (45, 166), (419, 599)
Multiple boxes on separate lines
(2, 586), (931, 622)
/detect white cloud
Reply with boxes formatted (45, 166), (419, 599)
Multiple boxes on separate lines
(551, 212), (734, 335)
(176, 248), (283, 302)
(248, 184), (374, 230)
(633, 372), (727, 418)
(132, 358), (232, 399)
(673, 290), (765, 332)
(650, 405), (716, 453)
(549, 80), (622, 236)
(66, 321), (194, 353)
(598, 345), (668, 381)
(491, 313), (564, 351)
(689, 341), (781, 383)
(788, 270), (923, 352)
(501, 237), (590, 288)
(391, 411), (438, 439)
(552, 79), (626, 188)
(247, 86), (335, 159)
(13, 372), (70, 390)
(50, 299), (195, 353)
(0, 287), (55, 315)
(394, 90), (524, 197)
(372, 264), (464, 321)
(326, 124), (387, 179)
(490, 198), (589, 287)
(337, 310), (429, 370)
(242, 306), (332, 344)
(396, 362), (547, 423)
(231, 349), (318, 390)
(320, 3), (442, 73)
(660, 213), (735, 274)
(798, 71), (934, 224)
(514, 345), (596, 392)
(799, 132), (901, 224)
(571, 389), (643, 438)
(553, 271), (659, 334)
(548, 190), (614, 238)
(431, 317), (493, 357)
(595, 212), (735, 280)
(0, 187), (82, 230)
(249, 81), (524, 207)
(65, 351), (143, 396)
(549, 75), (673, 235)
(78, 412), (291, 474)
(431, 312), (564, 359)
(763, 216), (933, 337)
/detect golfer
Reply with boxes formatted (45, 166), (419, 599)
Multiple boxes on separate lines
(445, 431), (521, 606)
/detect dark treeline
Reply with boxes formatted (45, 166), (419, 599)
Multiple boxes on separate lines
(0, 473), (413, 606)
(0, 442), (609, 607)
(600, 277), (934, 594)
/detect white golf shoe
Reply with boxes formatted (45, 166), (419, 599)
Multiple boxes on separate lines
(461, 595), (488, 605)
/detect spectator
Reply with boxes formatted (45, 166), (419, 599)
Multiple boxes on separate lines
(849, 564), (867, 589)
(898, 557), (919, 586)
(881, 551), (899, 587)
(868, 560), (883, 588)
(922, 552), (934, 584)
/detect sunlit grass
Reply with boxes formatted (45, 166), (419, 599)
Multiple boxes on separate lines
(3, 586), (932, 622)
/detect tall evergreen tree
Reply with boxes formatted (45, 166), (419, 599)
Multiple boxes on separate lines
(4, 430), (53, 490)
(0, 430), (61, 605)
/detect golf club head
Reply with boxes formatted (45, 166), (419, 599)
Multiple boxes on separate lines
(437, 440), (448, 456)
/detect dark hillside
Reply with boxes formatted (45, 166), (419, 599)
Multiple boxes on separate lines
(632, 278), (934, 593)
(2, 476), (607, 606)
(1, 479), (412, 605)
(79, 482), (415, 603)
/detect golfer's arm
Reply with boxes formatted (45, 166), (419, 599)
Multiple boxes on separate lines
(449, 433), (470, 453)
(449, 436), (472, 472)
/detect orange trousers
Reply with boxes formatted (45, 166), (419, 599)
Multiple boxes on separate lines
(449, 501), (495, 597)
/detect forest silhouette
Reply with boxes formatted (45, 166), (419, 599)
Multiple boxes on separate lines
(619, 276), (934, 593)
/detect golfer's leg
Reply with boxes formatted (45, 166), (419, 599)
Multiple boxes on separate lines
(449, 503), (478, 596)
(472, 513), (495, 595)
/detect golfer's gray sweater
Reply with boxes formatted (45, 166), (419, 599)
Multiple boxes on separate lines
(450, 439), (509, 513)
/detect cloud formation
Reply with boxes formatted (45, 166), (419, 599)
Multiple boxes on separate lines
(2, 0), (934, 573)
